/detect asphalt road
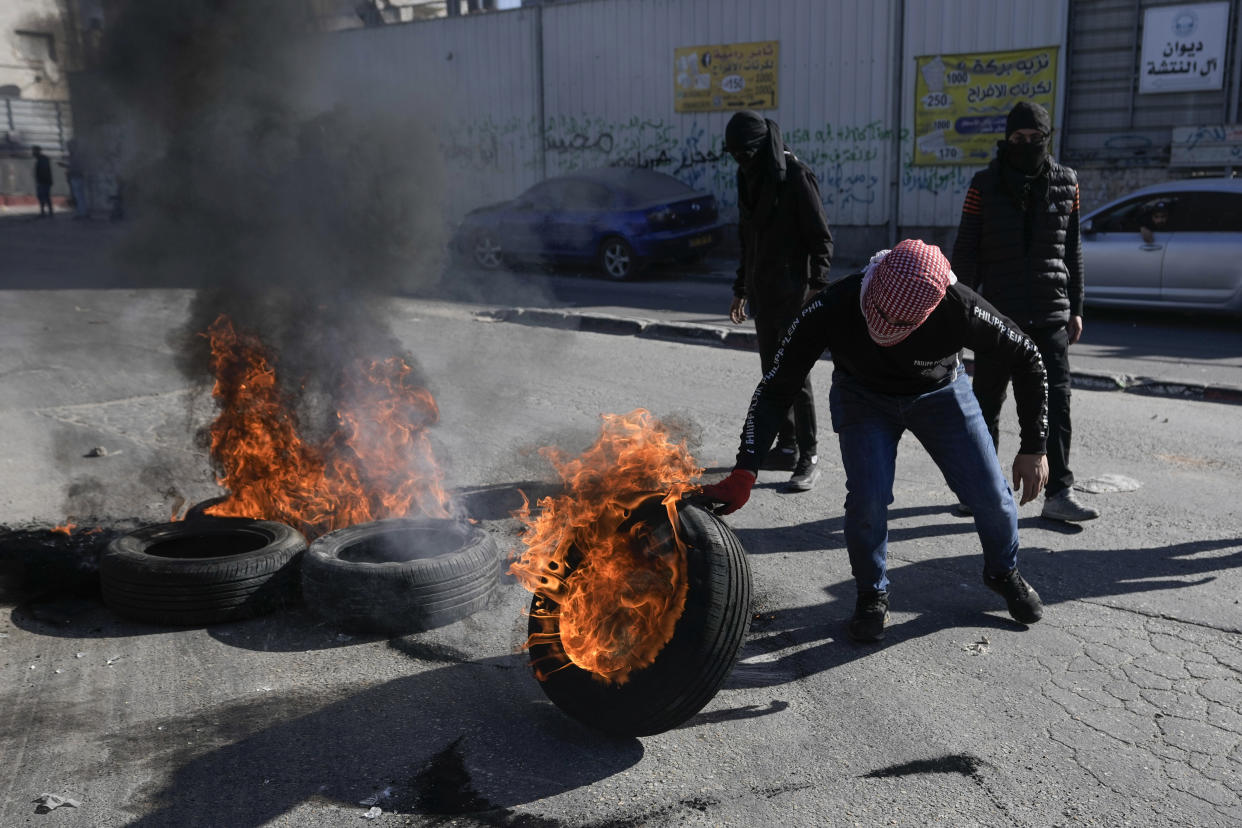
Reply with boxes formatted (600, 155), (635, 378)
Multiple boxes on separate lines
(3, 212), (1240, 391)
(1, 277), (1240, 826)
(3, 211), (1242, 827)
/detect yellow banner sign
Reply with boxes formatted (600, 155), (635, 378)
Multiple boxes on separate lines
(674, 40), (779, 113)
(913, 46), (1059, 166)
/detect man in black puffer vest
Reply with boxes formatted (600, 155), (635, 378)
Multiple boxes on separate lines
(724, 111), (834, 493)
(952, 101), (1098, 523)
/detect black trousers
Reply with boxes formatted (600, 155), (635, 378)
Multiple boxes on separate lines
(753, 297), (817, 457)
(971, 324), (1073, 497)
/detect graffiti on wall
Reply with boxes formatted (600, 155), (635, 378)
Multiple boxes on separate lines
(439, 115), (539, 172)
(1063, 133), (1168, 169)
(439, 113), (977, 219)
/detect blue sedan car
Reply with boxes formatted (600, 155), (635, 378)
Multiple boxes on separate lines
(453, 167), (726, 280)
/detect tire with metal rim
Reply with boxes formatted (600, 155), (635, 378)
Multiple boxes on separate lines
(301, 518), (501, 635)
(472, 232), (504, 270)
(527, 499), (752, 736)
(598, 236), (640, 281)
(101, 519), (306, 626)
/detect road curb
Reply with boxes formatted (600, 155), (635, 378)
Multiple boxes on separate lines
(481, 308), (1242, 406)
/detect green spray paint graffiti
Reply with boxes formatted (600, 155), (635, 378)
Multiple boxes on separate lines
(440, 114), (969, 213)
(439, 115), (539, 171)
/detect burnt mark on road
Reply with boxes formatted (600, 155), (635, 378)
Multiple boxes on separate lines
(410, 738), (568, 826)
(387, 638), (473, 665)
(413, 737), (491, 814)
(864, 753), (985, 779)
(755, 782), (814, 798)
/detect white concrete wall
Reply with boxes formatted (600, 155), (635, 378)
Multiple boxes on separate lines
(0, 0), (72, 101)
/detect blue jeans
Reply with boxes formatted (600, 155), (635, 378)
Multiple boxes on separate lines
(829, 368), (1020, 594)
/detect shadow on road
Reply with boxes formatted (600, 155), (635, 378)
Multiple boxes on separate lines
(723, 505), (1242, 687)
(725, 578), (1022, 692)
(1076, 305), (1242, 362)
(103, 653), (643, 826)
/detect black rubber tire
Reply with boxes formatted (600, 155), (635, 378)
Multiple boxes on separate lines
(100, 519), (306, 626)
(301, 518), (501, 635)
(527, 499), (753, 736)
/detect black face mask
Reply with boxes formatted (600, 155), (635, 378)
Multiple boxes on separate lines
(729, 144), (761, 173)
(1005, 142), (1047, 175)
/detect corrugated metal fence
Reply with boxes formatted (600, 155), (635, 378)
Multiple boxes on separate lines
(1, 97), (72, 157)
(317, 0), (1071, 253)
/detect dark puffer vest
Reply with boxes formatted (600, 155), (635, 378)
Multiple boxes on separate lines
(950, 148), (1084, 329)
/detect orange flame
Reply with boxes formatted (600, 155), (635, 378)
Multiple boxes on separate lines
(201, 314), (451, 539)
(51, 522), (77, 535)
(510, 409), (703, 685)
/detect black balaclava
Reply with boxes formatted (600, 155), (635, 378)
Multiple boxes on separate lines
(725, 110), (787, 226)
(1001, 100), (1052, 176)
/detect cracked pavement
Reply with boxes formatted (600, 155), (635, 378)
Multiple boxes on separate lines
(2, 217), (1241, 827)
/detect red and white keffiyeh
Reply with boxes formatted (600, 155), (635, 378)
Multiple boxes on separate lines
(860, 239), (957, 346)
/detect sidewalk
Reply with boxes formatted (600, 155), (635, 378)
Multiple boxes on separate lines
(478, 294), (1242, 407)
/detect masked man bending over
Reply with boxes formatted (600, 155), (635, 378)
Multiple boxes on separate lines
(701, 239), (1050, 643)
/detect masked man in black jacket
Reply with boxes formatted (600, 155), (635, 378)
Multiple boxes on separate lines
(724, 111), (834, 492)
(952, 101), (1098, 523)
(701, 239), (1049, 643)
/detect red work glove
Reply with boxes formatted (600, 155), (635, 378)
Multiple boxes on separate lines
(698, 469), (757, 515)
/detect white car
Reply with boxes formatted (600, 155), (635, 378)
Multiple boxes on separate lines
(1081, 177), (1242, 314)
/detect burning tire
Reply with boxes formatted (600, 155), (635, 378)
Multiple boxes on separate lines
(301, 518), (500, 635)
(527, 500), (752, 736)
(100, 519), (306, 626)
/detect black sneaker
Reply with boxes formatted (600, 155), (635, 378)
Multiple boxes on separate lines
(785, 453), (820, 492)
(983, 569), (1043, 624)
(762, 443), (798, 471)
(848, 589), (889, 642)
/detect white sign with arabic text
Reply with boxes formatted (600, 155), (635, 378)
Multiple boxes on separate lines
(1140, 2), (1230, 93)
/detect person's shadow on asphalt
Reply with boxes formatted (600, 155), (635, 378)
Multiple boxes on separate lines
(106, 644), (644, 826)
(722, 505), (1242, 689)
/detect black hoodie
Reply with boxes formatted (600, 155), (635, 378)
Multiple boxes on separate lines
(726, 115), (834, 317)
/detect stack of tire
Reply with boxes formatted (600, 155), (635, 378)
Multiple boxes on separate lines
(100, 516), (501, 632)
(99, 501), (752, 738)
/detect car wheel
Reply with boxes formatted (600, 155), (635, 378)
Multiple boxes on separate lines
(100, 519), (307, 626)
(472, 233), (504, 270)
(301, 518), (501, 635)
(598, 236), (640, 281)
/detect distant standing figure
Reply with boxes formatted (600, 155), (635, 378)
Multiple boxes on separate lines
(32, 146), (53, 217)
(723, 110), (834, 492)
(951, 101), (1098, 524)
(59, 139), (89, 219)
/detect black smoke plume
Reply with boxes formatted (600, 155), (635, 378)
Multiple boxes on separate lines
(95, 0), (447, 447)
